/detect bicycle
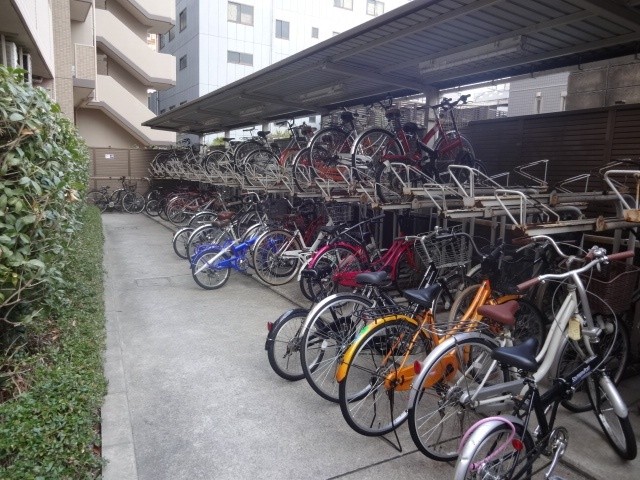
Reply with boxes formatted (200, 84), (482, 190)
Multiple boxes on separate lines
(86, 176), (145, 213)
(352, 95), (482, 203)
(405, 236), (636, 462)
(302, 109), (364, 186)
(334, 237), (545, 437)
(453, 337), (636, 480)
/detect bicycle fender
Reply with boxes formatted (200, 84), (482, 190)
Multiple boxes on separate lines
(407, 332), (499, 405)
(264, 308), (310, 350)
(454, 415), (524, 480)
(597, 373), (628, 417)
(335, 314), (420, 383)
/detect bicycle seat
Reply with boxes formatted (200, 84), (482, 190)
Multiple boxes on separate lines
(222, 137), (234, 142)
(491, 337), (539, 373)
(402, 284), (442, 309)
(477, 301), (519, 327)
(354, 271), (390, 286)
(258, 131), (270, 138)
(216, 211), (235, 221)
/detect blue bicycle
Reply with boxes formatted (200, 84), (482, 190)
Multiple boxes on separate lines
(191, 236), (258, 289)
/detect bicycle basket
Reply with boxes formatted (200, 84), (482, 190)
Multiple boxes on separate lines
(417, 233), (472, 269)
(325, 202), (354, 224)
(581, 261), (640, 314)
(124, 180), (137, 191)
(263, 197), (292, 223)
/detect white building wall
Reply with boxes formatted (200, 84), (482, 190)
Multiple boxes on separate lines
(508, 72), (570, 117)
(158, 0), (410, 112)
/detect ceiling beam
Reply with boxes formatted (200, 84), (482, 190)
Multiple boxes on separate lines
(383, 10), (592, 73)
(322, 61), (426, 91)
(572, 0), (640, 31)
(420, 31), (640, 84)
(330, 0), (504, 63)
(239, 92), (327, 113)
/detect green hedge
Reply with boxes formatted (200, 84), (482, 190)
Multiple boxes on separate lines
(0, 65), (105, 477)
(0, 207), (106, 478)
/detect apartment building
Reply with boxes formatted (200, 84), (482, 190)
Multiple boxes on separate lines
(155, 0), (410, 117)
(1, 0), (177, 150)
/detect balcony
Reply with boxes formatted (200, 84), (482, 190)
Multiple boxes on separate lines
(70, 0), (92, 21)
(116, 0), (174, 34)
(96, 8), (175, 90)
(89, 74), (175, 146)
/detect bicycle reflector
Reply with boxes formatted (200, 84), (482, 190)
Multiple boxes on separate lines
(267, 322), (273, 332)
(512, 438), (524, 451)
(414, 360), (422, 374)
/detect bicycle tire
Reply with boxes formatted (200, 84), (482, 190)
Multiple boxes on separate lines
(203, 150), (229, 175)
(407, 334), (506, 461)
(393, 247), (426, 293)
(243, 148), (280, 187)
(252, 230), (302, 286)
(375, 161), (421, 204)
(338, 316), (433, 436)
(453, 417), (534, 480)
(309, 126), (351, 181)
(191, 247), (231, 289)
(233, 139), (263, 164)
(587, 370), (637, 460)
(86, 191), (108, 213)
(188, 211), (218, 228)
(352, 128), (403, 180)
(300, 293), (375, 402)
(266, 308), (309, 381)
(172, 227), (194, 260)
(434, 135), (475, 183)
(187, 224), (228, 260)
(145, 198), (160, 216)
(122, 191), (145, 213)
(557, 315), (629, 413)
(302, 244), (366, 302)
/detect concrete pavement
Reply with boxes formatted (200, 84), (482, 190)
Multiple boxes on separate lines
(100, 213), (640, 479)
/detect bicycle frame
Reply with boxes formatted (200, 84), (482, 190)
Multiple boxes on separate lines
(192, 236), (258, 275)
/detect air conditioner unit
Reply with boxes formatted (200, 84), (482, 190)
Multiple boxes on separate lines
(5, 42), (19, 67)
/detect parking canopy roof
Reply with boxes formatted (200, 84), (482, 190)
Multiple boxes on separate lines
(144, 0), (640, 136)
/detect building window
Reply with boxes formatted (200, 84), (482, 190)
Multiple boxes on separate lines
(227, 50), (253, 66)
(169, 27), (175, 42)
(311, 27), (319, 38)
(334, 0), (353, 10)
(228, 2), (254, 26)
(179, 8), (187, 31)
(534, 92), (542, 114)
(179, 55), (187, 70)
(308, 115), (317, 123)
(158, 33), (165, 50)
(366, 0), (384, 16)
(276, 20), (289, 40)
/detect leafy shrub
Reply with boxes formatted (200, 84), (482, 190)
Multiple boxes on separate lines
(0, 65), (89, 359)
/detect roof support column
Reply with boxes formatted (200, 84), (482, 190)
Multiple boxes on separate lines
(422, 86), (440, 136)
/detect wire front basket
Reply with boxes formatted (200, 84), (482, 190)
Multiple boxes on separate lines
(325, 202), (354, 224)
(581, 261), (640, 314)
(417, 233), (472, 269)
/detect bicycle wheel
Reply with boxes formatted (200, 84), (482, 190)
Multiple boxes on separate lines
(453, 418), (534, 480)
(252, 230), (302, 286)
(203, 150), (229, 175)
(302, 245), (366, 302)
(557, 315), (629, 413)
(587, 370), (637, 460)
(338, 317), (433, 436)
(407, 334), (505, 461)
(309, 127), (351, 181)
(188, 211), (218, 228)
(191, 247), (231, 289)
(172, 227), (193, 260)
(233, 139), (262, 164)
(375, 161), (421, 204)
(300, 293), (375, 402)
(86, 191), (108, 213)
(433, 135), (476, 183)
(352, 128), (403, 179)
(145, 198), (160, 216)
(266, 308), (309, 381)
(187, 224), (227, 259)
(243, 148), (280, 187)
(122, 191), (145, 213)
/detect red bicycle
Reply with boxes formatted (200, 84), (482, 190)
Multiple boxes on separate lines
(351, 95), (485, 203)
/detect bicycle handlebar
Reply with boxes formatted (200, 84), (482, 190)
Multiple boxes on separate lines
(516, 248), (635, 292)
